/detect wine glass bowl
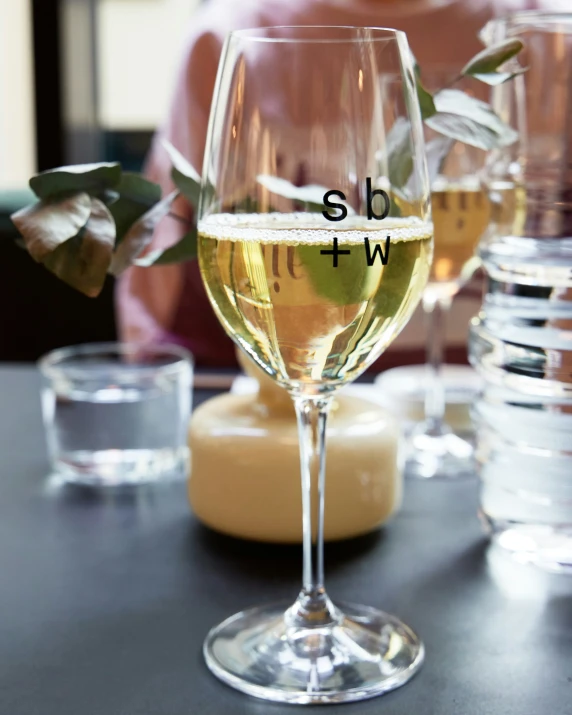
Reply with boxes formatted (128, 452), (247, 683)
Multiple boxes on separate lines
(199, 212), (432, 392)
(427, 172), (490, 301)
(197, 26), (432, 703)
(423, 71), (490, 302)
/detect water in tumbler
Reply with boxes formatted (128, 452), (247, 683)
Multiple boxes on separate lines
(40, 345), (192, 487)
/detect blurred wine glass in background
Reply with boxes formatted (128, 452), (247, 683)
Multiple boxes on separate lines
(405, 70), (490, 479)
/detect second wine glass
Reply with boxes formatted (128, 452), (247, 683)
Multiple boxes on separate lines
(405, 71), (490, 479)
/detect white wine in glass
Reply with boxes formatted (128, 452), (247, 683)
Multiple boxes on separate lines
(200, 214), (432, 388)
(198, 26), (433, 704)
(427, 178), (490, 302)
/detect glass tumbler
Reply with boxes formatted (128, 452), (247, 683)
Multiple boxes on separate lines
(39, 342), (193, 487)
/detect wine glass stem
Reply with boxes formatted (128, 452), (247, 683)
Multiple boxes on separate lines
(288, 395), (337, 628)
(423, 294), (451, 434)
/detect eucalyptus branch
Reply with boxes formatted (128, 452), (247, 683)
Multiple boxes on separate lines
(9, 39), (526, 298)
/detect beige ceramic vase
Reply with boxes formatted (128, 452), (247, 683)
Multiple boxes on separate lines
(188, 352), (403, 542)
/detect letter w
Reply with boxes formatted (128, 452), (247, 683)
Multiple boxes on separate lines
(364, 236), (390, 266)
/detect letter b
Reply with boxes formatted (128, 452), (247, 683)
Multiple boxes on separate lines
(366, 178), (390, 220)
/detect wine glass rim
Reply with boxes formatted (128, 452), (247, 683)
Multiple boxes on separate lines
(498, 10), (572, 29)
(229, 26), (407, 44)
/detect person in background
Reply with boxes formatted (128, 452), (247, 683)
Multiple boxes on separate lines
(116, 0), (552, 368)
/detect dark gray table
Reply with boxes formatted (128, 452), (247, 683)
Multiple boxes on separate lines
(0, 366), (570, 714)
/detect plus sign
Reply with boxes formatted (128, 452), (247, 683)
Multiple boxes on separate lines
(320, 236), (351, 267)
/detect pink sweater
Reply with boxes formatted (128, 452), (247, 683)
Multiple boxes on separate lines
(116, 0), (544, 368)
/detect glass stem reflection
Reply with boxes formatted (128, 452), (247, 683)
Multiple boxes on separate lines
(423, 294), (452, 435)
(288, 395), (338, 628)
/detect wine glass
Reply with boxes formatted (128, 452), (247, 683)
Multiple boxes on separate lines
(197, 26), (432, 704)
(405, 71), (490, 480)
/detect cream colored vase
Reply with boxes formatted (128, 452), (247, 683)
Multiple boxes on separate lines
(188, 355), (403, 543)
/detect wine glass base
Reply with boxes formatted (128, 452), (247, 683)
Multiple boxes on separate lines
(405, 430), (475, 479)
(203, 601), (424, 704)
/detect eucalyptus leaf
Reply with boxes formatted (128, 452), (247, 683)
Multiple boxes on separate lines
(426, 112), (496, 150)
(410, 52), (421, 78)
(135, 226), (197, 266)
(42, 198), (115, 298)
(100, 189), (120, 205)
(30, 163), (121, 200)
(110, 173), (162, 242)
(7, 41), (526, 302)
(370, 236), (421, 319)
(256, 175), (329, 209)
(161, 139), (201, 209)
(425, 88), (518, 150)
(416, 77), (437, 120)
(411, 56), (436, 120)
(471, 68), (527, 86)
(386, 118), (414, 189)
(109, 191), (178, 276)
(256, 175), (336, 214)
(11, 192), (92, 261)
(417, 82), (437, 120)
(461, 39), (524, 77)
(424, 135), (454, 184)
(297, 242), (381, 306)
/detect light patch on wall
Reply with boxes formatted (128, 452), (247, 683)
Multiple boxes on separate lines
(96, 0), (199, 130)
(0, 1), (36, 188)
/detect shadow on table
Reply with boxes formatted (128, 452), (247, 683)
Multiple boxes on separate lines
(43, 471), (187, 506)
(406, 537), (572, 644)
(189, 520), (385, 585)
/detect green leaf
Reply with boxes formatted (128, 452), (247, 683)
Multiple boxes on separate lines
(99, 189), (120, 205)
(110, 173), (162, 242)
(417, 81), (437, 120)
(256, 175), (329, 210)
(29, 163), (121, 200)
(10, 193), (92, 261)
(410, 52), (421, 78)
(109, 191), (178, 276)
(42, 198), (115, 297)
(461, 39), (524, 77)
(386, 118), (414, 189)
(297, 241), (381, 306)
(425, 88), (518, 150)
(370, 234), (421, 319)
(471, 68), (527, 86)
(424, 136), (454, 184)
(161, 139), (201, 209)
(135, 226), (197, 266)
(389, 134), (454, 204)
(415, 72), (437, 120)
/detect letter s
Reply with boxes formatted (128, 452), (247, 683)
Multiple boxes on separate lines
(322, 190), (348, 222)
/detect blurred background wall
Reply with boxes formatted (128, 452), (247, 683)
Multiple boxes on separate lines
(0, 0), (201, 361)
(97, 0), (198, 132)
(0, 2), (36, 191)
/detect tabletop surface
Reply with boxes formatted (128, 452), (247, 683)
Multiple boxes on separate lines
(0, 366), (570, 715)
